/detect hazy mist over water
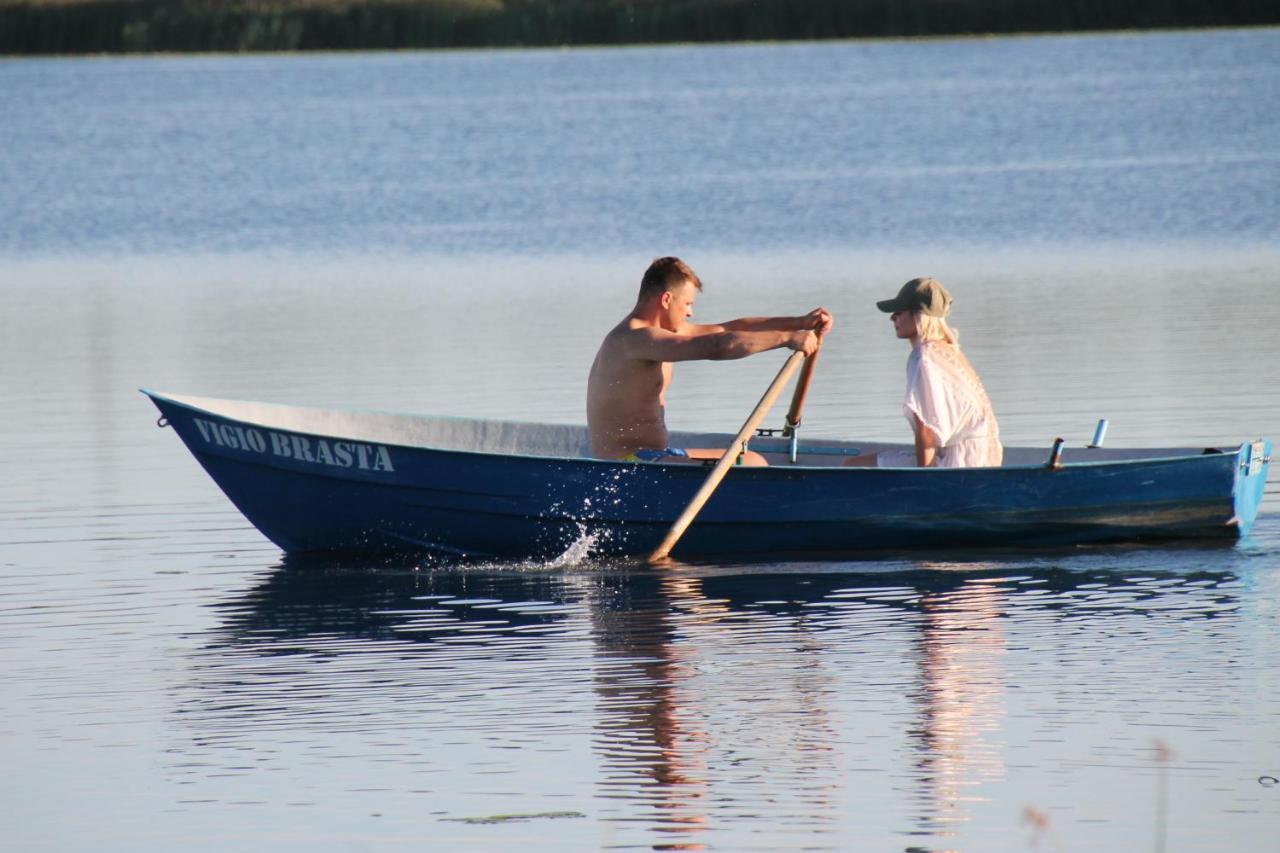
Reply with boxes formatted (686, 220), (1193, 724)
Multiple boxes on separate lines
(2, 28), (1279, 852)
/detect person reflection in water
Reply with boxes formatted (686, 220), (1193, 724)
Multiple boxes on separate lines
(847, 277), (1002, 468)
(586, 572), (841, 847)
(587, 256), (832, 464)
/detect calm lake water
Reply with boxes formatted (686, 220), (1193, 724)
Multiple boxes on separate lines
(2, 27), (1279, 852)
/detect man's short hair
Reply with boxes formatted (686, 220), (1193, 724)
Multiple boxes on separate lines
(640, 256), (702, 297)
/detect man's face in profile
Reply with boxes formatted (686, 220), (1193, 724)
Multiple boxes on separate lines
(660, 280), (697, 333)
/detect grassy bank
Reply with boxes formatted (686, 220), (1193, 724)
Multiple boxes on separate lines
(2, 0), (1277, 54)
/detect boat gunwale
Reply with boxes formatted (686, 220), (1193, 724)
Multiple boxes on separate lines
(141, 388), (1250, 475)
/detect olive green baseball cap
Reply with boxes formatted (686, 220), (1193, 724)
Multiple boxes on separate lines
(876, 277), (952, 317)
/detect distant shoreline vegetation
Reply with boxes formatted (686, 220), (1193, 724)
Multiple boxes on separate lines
(2, 0), (1277, 55)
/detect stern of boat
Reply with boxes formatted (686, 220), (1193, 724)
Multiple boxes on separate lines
(1232, 439), (1272, 536)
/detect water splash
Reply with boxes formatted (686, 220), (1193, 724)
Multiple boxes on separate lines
(545, 524), (609, 568)
(532, 464), (640, 567)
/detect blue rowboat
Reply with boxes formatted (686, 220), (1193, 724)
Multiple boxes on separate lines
(142, 389), (1271, 560)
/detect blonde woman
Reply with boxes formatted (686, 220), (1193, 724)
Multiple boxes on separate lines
(849, 277), (1002, 468)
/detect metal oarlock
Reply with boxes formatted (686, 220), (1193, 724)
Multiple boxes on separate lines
(1047, 437), (1065, 469)
(782, 415), (802, 464)
(1088, 418), (1109, 448)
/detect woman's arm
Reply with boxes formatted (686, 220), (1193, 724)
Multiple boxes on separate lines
(912, 413), (940, 467)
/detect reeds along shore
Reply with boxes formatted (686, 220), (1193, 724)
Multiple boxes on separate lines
(1, 0), (1277, 54)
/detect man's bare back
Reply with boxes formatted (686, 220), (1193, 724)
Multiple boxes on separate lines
(586, 257), (832, 461)
(587, 318), (677, 459)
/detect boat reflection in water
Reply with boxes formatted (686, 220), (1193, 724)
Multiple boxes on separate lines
(170, 553), (1245, 848)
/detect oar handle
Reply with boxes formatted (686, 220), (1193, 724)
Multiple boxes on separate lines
(648, 350), (808, 563)
(783, 338), (822, 436)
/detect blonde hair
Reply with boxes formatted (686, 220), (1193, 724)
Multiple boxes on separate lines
(914, 312), (959, 346)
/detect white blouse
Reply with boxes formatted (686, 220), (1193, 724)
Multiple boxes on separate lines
(902, 341), (1003, 468)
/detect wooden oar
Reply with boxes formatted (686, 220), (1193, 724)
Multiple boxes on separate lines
(647, 350), (808, 563)
(781, 335), (821, 462)
(783, 336), (822, 438)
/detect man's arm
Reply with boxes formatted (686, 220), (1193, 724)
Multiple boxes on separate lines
(693, 307), (834, 337)
(622, 326), (819, 363)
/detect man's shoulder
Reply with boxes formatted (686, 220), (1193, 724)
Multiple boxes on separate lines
(602, 320), (664, 354)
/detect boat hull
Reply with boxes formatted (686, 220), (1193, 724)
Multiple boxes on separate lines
(144, 391), (1271, 560)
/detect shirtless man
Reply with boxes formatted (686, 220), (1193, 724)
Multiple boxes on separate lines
(587, 256), (833, 463)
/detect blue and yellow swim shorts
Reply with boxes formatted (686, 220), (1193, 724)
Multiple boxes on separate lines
(621, 447), (690, 463)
